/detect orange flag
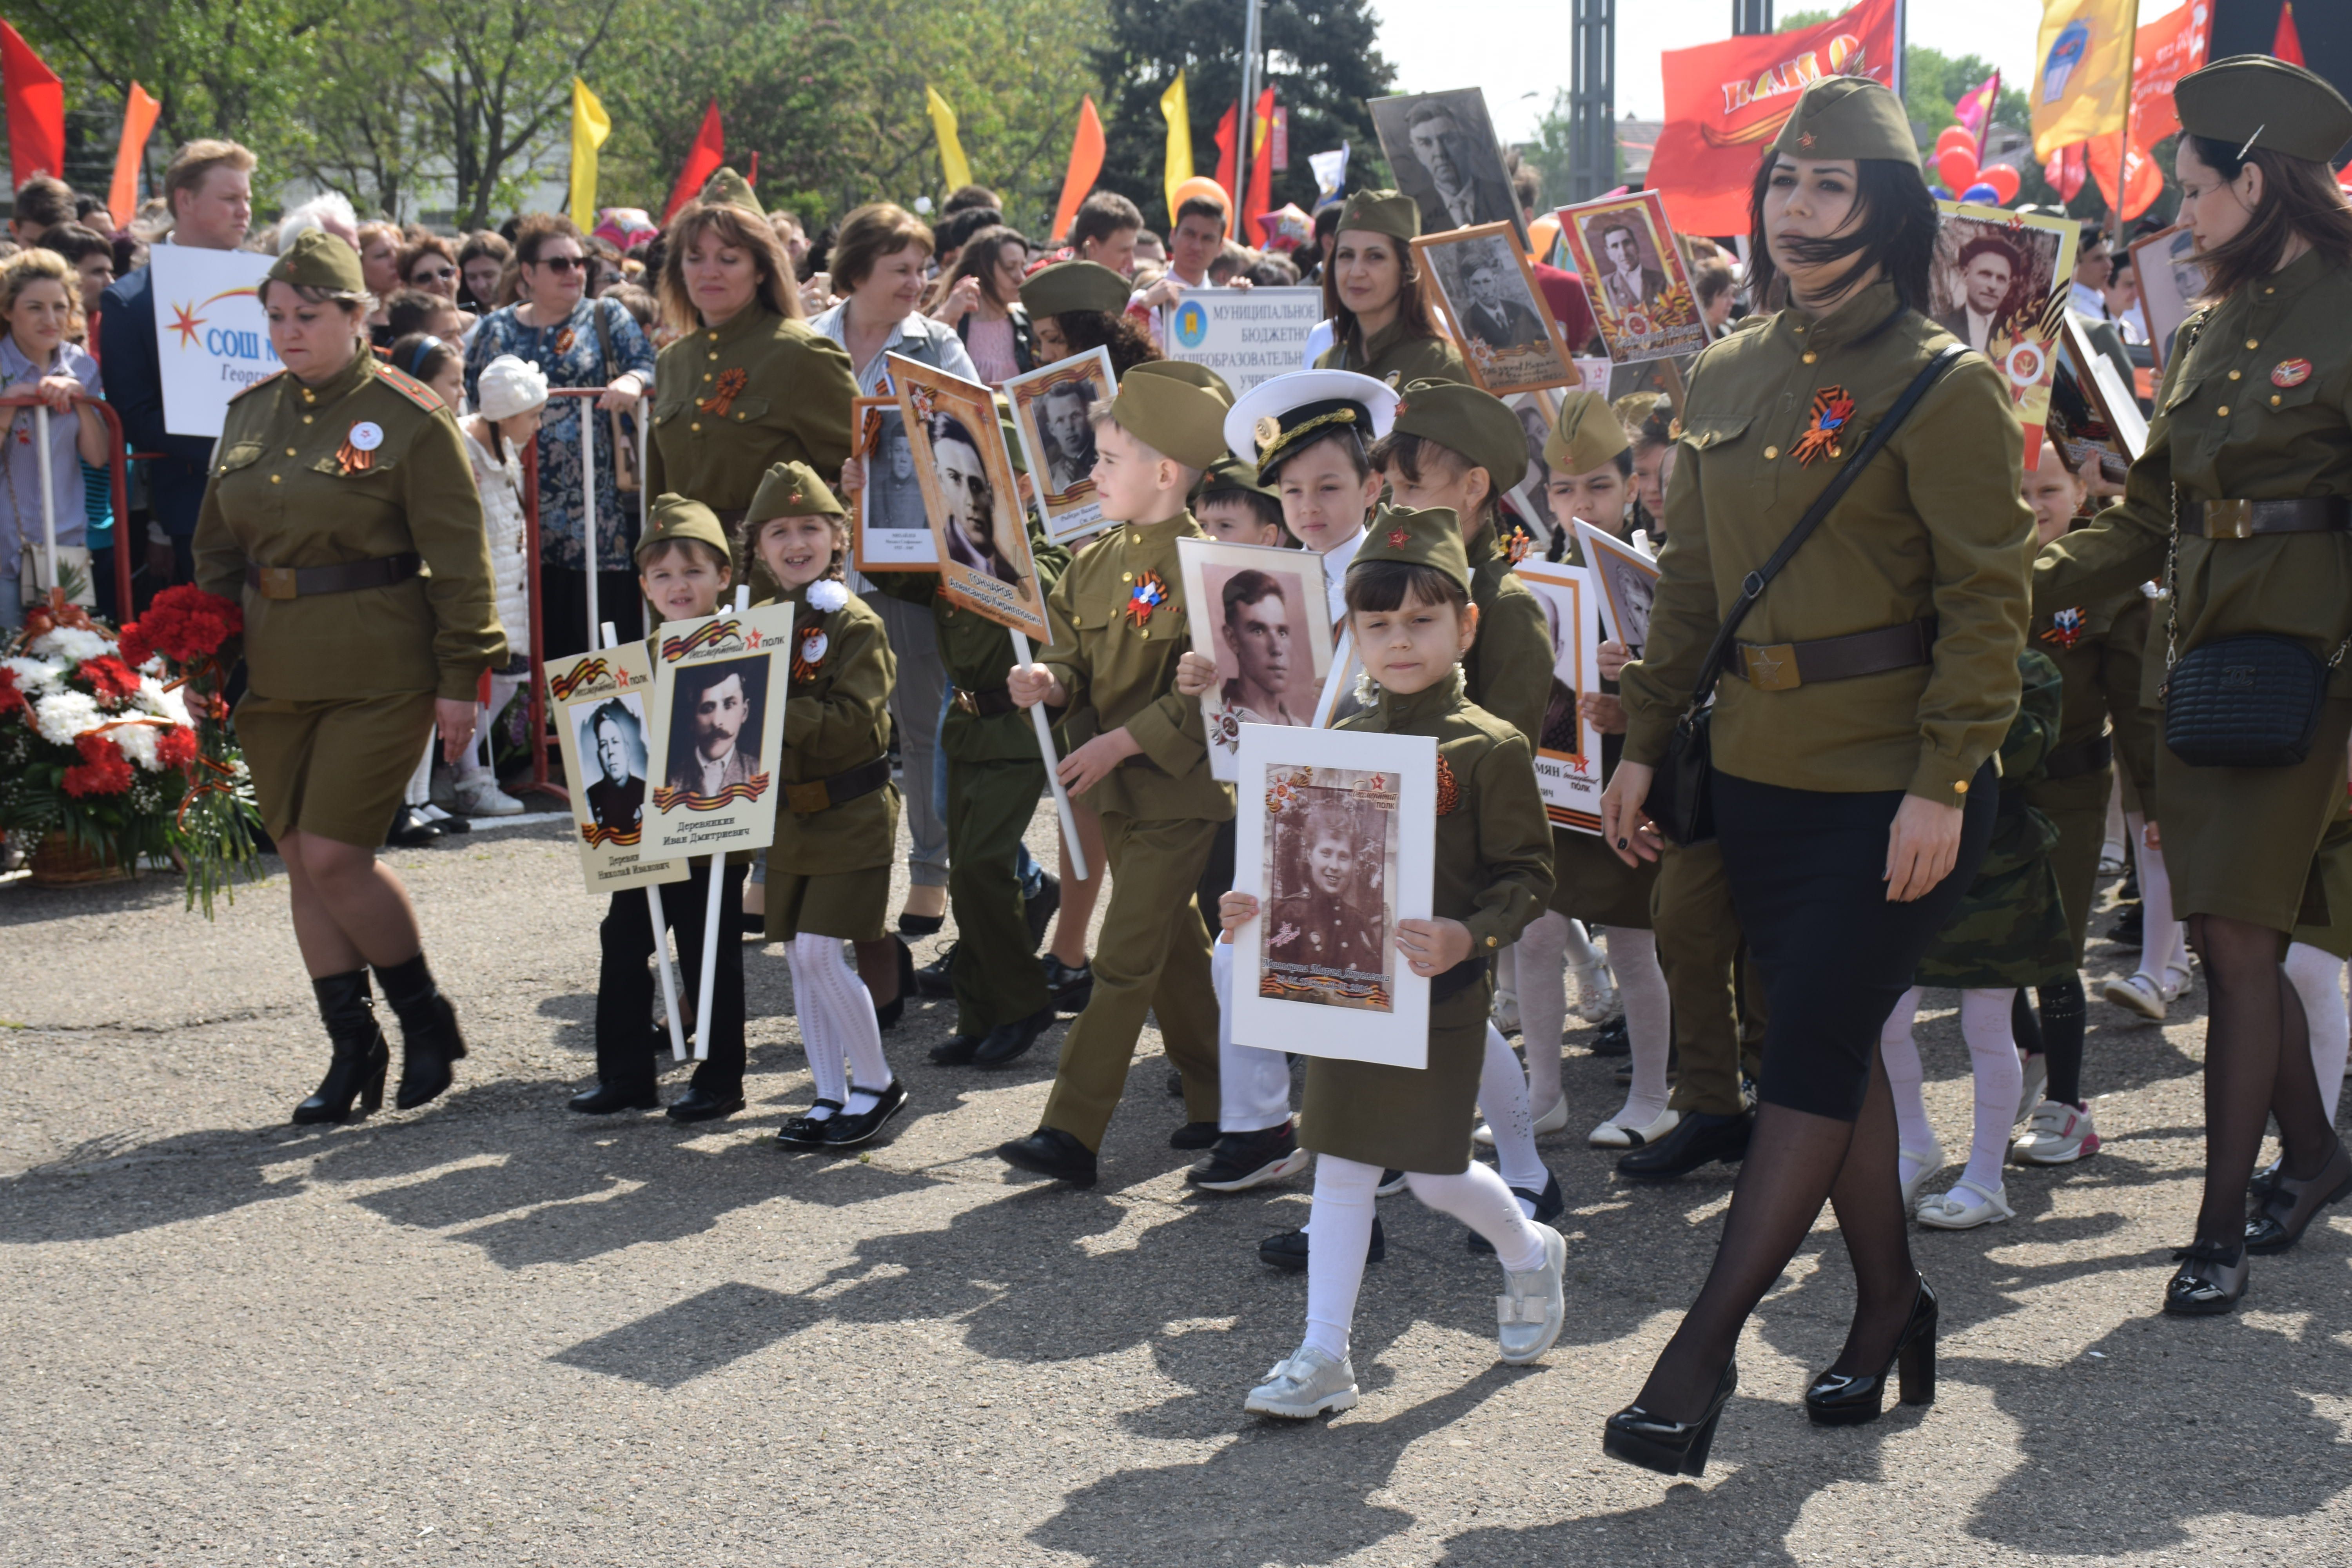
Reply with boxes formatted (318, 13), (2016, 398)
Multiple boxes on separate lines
(109, 83), (162, 231)
(0, 22), (64, 187)
(2087, 0), (2209, 222)
(1050, 96), (1106, 243)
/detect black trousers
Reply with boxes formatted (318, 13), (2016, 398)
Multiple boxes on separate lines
(541, 563), (646, 662)
(596, 861), (746, 1096)
(1713, 761), (1996, 1121)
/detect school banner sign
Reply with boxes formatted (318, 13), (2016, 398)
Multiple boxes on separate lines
(151, 243), (280, 439)
(1165, 287), (1323, 396)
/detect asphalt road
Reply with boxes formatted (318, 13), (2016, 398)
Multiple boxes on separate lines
(3, 805), (2348, 1566)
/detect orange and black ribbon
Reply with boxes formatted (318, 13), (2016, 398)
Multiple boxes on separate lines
(651, 771), (772, 812)
(699, 367), (748, 417)
(334, 438), (373, 476)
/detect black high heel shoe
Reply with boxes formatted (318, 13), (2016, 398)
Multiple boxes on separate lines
(1805, 1276), (1937, 1426)
(2245, 1139), (2352, 1255)
(294, 971), (391, 1125)
(1603, 1360), (1738, 1477)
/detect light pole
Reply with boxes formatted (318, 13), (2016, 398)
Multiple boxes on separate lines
(1568, 0), (1615, 202)
(1236, 0), (1263, 231)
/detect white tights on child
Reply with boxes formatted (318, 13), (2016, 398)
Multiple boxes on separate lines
(1880, 985), (2022, 1195)
(2126, 812), (2187, 983)
(2284, 942), (2349, 1123)
(1604, 927), (1672, 1129)
(1517, 912), (1571, 1113)
(1303, 1153), (1546, 1360)
(785, 933), (891, 1120)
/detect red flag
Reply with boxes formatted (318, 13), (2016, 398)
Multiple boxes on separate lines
(1648, 0), (1900, 237)
(746, 151), (759, 189)
(1243, 87), (1276, 244)
(2275, 3), (2305, 67)
(1953, 71), (2000, 158)
(1050, 96), (1106, 243)
(109, 82), (162, 231)
(663, 101), (724, 222)
(1, 23), (65, 187)
(2044, 142), (2088, 203)
(1211, 102), (1239, 212)
(2088, 1), (2209, 221)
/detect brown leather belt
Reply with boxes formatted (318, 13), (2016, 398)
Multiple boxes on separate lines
(783, 755), (891, 816)
(246, 552), (421, 601)
(1731, 618), (1935, 692)
(2042, 734), (2113, 781)
(2194, 497), (2350, 539)
(952, 683), (1018, 717)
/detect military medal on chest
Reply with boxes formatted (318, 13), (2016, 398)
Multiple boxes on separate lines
(336, 419), (383, 475)
(2040, 606), (2087, 650)
(790, 622), (829, 683)
(1125, 569), (1169, 629)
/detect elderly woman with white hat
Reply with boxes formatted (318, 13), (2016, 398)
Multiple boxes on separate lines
(450, 352), (550, 817)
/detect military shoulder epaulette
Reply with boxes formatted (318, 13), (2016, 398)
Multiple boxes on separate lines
(227, 370), (286, 402)
(374, 362), (448, 413)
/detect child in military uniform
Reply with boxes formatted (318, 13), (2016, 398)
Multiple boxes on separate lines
(1222, 506), (1564, 1419)
(1195, 456), (1287, 546)
(571, 495), (749, 1121)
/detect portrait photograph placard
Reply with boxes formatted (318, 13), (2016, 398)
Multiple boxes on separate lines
(851, 396), (938, 572)
(1178, 537), (1338, 783)
(2050, 313), (2147, 494)
(644, 603), (796, 858)
(1412, 223), (1577, 396)
(1511, 561), (1604, 835)
(1367, 88), (1529, 247)
(888, 352), (1051, 641)
(543, 642), (687, 897)
(1004, 347), (1116, 543)
(1932, 201), (2078, 442)
(2129, 221), (2203, 370)
(1231, 723), (1436, 1069)
(1557, 191), (1708, 365)
(1572, 520), (1661, 659)
(1503, 390), (1563, 553)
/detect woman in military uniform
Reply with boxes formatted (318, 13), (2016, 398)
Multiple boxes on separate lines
(192, 231), (504, 1123)
(1313, 191), (1466, 389)
(2031, 57), (2352, 1316)
(1600, 76), (2033, 1471)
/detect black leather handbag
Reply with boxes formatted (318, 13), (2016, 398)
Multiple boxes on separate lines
(2162, 634), (2329, 768)
(1645, 345), (1968, 844)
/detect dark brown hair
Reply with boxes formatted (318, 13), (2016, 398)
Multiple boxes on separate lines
(1365, 430), (1498, 526)
(1056, 309), (1158, 376)
(941, 223), (1030, 308)
(1344, 558), (1469, 615)
(2184, 135), (2352, 300)
(830, 202), (935, 293)
(1320, 227), (1438, 352)
(398, 232), (458, 285)
(1745, 151), (1937, 315)
(511, 212), (584, 270)
(659, 200), (801, 327)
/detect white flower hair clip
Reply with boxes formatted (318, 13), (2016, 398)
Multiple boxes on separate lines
(805, 579), (850, 614)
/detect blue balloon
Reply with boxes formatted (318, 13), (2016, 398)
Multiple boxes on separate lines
(1960, 181), (2000, 205)
(1929, 185), (1952, 199)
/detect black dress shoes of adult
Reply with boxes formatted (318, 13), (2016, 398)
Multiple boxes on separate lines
(385, 804), (441, 848)
(1804, 1276), (1937, 1426)
(1616, 1109), (1754, 1180)
(2164, 1240), (2249, 1315)
(997, 1127), (1098, 1187)
(973, 1005), (1057, 1067)
(930, 1031), (984, 1065)
(376, 954), (467, 1111)
(818, 1080), (909, 1148)
(666, 1085), (745, 1123)
(2244, 1138), (2352, 1254)
(1169, 1120), (1220, 1150)
(1259, 1216), (1385, 1271)
(914, 943), (959, 999)
(1603, 1360), (1738, 1477)
(569, 1082), (659, 1114)
(1467, 1169), (1564, 1254)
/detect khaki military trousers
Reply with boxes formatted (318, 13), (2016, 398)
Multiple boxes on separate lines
(946, 754), (1054, 1035)
(1651, 837), (1767, 1119)
(1041, 811), (1222, 1150)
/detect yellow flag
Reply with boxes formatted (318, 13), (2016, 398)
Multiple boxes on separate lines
(570, 78), (610, 231)
(1160, 71), (1193, 228)
(926, 85), (972, 191)
(2030, 0), (2135, 162)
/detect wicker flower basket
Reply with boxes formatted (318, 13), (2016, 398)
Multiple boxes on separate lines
(26, 833), (132, 887)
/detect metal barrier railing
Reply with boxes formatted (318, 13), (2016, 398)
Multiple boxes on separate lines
(0, 392), (134, 614)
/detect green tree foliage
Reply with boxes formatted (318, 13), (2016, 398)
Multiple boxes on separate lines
(1089, 0), (1394, 233)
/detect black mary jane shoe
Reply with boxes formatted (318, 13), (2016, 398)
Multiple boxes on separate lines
(666, 1085), (745, 1124)
(568, 1082), (660, 1114)
(873, 937), (916, 1031)
(2163, 1240), (2250, 1316)
(1604, 1360), (1739, 1477)
(2245, 1140), (2352, 1255)
(1258, 1216), (1385, 1272)
(1804, 1277), (1938, 1426)
(2249, 1157), (2283, 1204)
(776, 1099), (846, 1148)
(1468, 1169), (1564, 1254)
(292, 1036), (390, 1125)
(820, 1080), (910, 1149)
(929, 1032), (985, 1066)
(996, 1127), (1098, 1187)
(384, 804), (443, 849)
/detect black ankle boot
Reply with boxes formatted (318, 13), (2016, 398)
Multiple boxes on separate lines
(375, 951), (468, 1111)
(294, 970), (390, 1125)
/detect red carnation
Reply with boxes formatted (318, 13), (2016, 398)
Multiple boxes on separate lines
(0, 666), (23, 719)
(135, 585), (242, 663)
(76, 655), (142, 705)
(115, 621), (154, 668)
(155, 724), (200, 771)
(62, 731), (134, 797)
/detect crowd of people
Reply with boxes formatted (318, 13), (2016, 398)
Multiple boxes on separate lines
(16, 53), (2352, 1479)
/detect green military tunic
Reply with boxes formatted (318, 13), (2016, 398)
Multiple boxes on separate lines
(759, 579), (900, 940)
(1916, 650), (2074, 988)
(2034, 249), (2352, 931)
(193, 352), (504, 847)
(1298, 671), (1554, 1173)
(1317, 318), (1467, 389)
(869, 523), (1073, 1032)
(1622, 278), (2034, 800)
(1034, 510), (1231, 1147)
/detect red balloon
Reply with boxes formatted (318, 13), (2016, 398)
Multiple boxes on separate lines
(1981, 163), (2022, 204)
(1936, 147), (1980, 194)
(1935, 125), (1977, 160)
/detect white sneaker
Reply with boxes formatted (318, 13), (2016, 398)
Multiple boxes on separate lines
(1491, 989), (1522, 1036)
(2100, 971), (2167, 1022)
(1244, 1345), (1359, 1419)
(2013, 1099), (2100, 1164)
(1916, 1177), (2015, 1230)
(454, 775), (527, 817)
(2015, 1053), (2048, 1127)
(1899, 1142), (1946, 1215)
(1569, 953), (1619, 1023)
(2098, 841), (2127, 875)
(1495, 1223), (1567, 1365)
(1588, 1105), (1679, 1149)
(1474, 1096), (1570, 1146)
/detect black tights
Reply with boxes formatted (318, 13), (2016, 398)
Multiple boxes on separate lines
(2187, 913), (2338, 1249)
(1634, 1052), (1917, 1420)
(2011, 976), (2088, 1106)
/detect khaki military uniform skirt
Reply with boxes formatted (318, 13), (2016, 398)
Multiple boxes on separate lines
(2292, 804), (2352, 959)
(2159, 697), (2352, 934)
(1298, 976), (1489, 1175)
(235, 690), (436, 848)
(765, 784), (900, 942)
(1549, 826), (1658, 928)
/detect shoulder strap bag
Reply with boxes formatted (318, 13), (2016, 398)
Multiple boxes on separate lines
(1644, 343), (1968, 844)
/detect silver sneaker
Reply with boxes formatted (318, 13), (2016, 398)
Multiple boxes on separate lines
(2014, 1053), (2048, 1127)
(1244, 1345), (1359, 1419)
(1495, 1223), (1567, 1365)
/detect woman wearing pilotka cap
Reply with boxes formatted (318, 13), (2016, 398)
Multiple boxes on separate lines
(1597, 74), (2034, 1473)
(2031, 56), (2352, 1317)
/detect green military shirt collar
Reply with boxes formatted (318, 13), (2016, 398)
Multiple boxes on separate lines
(287, 346), (377, 413)
(702, 303), (780, 353)
(1369, 667), (1464, 731)
(1463, 513), (1503, 568)
(1123, 510), (1202, 548)
(1346, 318), (1413, 370)
(1781, 276), (1905, 356)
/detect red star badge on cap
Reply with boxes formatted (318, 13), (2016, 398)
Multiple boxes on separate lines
(1387, 528), (1408, 548)
(1798, 131), (1815, 148)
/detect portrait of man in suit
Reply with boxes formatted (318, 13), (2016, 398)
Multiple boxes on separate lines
(1595, 221), (1670, 319)
(1935, 235), (2024, 354)
(665, 659), (764, 801)
(1454, 239), (1548, 352)
(581, 697), (647, 835)
(1381, 94), (1519, 238)
(1037, 378), (1100, 499)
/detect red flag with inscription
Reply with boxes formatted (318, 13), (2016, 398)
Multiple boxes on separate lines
(1648, 0), (1899, 237)
(2088, 1), (2209, 221)
(1, 22), (65, 187)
